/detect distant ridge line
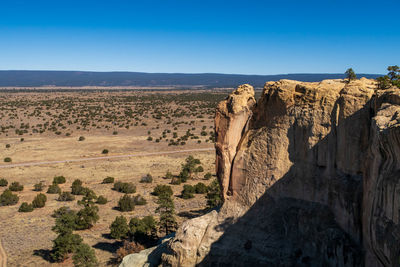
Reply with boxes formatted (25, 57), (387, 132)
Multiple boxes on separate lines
(0, 70), (382, 88)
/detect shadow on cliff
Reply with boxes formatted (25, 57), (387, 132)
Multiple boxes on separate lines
(197, 96), (374, 266)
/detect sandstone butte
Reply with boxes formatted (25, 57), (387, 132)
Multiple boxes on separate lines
(121, 78), (400, 267)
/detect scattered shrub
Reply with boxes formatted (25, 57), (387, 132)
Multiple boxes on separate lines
(33, 182), (44, 191)
(9, 182), (23, 191)
(72, 243), (98, 267)
(19, 202), (34, 212)
(32, 193), (47, 208)
(178, 169), (189, 183)
(0, 178), (8, 187)
(0, 189), (19, 206)
(195, 166), (204, 173)
(58, 191), (75, 201)
(102, 149), (109, 154)
(5, 144), (10, 148)
(51, 232), (82, 262)
(47, 184), (61, 194)
(51, 206), (76, 218)
(3, 157), (12, 163)
(206, 179), (222, 209)
(156, 191), (177, 234)
(203, 172), (212, 180)
(75, 190), (99, 230)
(113, 181), (136, 194)
(118, 195), (135, 212)
(71, 179), (85, 195)
(194, 182), (208, 194)
(140, 174), (153, 183)
(129, 216), (157, 242)
(78, 136), (85, 141)
(53, 176), (66, 185)
(181, 185), (195, 199)
(102, 176), (114, 184)
(134, 195), (147, 205)
(96, 195), (108, 204)
(110, 215), (129, 239)
(152, 185), (173, 196)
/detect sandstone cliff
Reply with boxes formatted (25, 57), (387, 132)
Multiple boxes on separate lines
(123, 78), (400, 267)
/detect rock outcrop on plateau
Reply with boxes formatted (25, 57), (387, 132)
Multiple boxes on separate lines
(123, 78), (400, 267)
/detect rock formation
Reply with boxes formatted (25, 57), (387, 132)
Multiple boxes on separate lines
(122, 78), (400, 267)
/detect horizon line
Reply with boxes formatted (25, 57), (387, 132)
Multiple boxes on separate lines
(0, 69), (384, 76)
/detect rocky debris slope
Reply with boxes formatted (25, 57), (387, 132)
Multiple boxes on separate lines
(122, 78), (400, 267)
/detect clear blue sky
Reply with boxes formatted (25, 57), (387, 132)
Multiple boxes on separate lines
(0, 0), (399, 74)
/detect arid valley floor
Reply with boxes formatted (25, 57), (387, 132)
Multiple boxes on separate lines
(0, 89), (231, 266)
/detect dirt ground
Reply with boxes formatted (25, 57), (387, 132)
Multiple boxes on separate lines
(0, 89), (226, 266)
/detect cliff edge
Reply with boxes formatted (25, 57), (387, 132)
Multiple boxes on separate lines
(125, 78), (400, 266)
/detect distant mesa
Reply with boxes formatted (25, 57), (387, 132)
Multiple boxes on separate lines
(0, 70), (381, 87)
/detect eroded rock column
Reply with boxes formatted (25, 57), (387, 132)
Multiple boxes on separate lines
(215, 84), (255, 200)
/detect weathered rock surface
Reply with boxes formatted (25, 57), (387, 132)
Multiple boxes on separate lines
(214, 84), (256, 200)
(120, 237), (172, 267)
(124, 79), (400, 267)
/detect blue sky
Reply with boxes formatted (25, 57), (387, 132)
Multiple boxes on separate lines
(0, 0), (399, 74)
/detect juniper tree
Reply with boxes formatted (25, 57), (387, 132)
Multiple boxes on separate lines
(345, 68), (357, 82)
(156, 192), (177, 235)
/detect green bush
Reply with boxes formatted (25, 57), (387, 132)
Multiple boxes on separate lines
(72, 243), (98, 267)
(51, 232), (83, 262)
(113, 181), (136, 194)
(194, 182), (208, 194)
(4, 157), (12, 163)
(118, 195), (135, 212)
(19, 202), (34, 212)
(110, 215), (129, 239)
(71, 179), (85, 195)
(96, 195), (108, 204)
(195, 166), (204, 173)
(140, 174), (153, 183)
(102, 176), (114, 184)
(134, 195), (147, 205)
(102, 149), (109, 154)
(51, 206), (76, 218)
(181, 185), (195, 199)
(152, 185), (173, 196)
(206, 179), (222, 209)
(33, 182), (44, 191)
(53, 176), (66, 185)
(0, 178), (8, 187)
(178, 169), (189, 183)
(47, 184), (61, 194)
(32, 193), (47, 208)
(58, 192), (75, 201)
(5, 144), (10, 148)
(78, 136), (85, 141)
(0, 189), (19, 206)
(129, 216), (157, 241)
(203, 172), (212, 180)
(9, 182), (23, 191)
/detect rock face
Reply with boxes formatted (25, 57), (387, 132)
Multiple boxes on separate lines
(214, 84), (256, 200)
(125, 79), (400, 267)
